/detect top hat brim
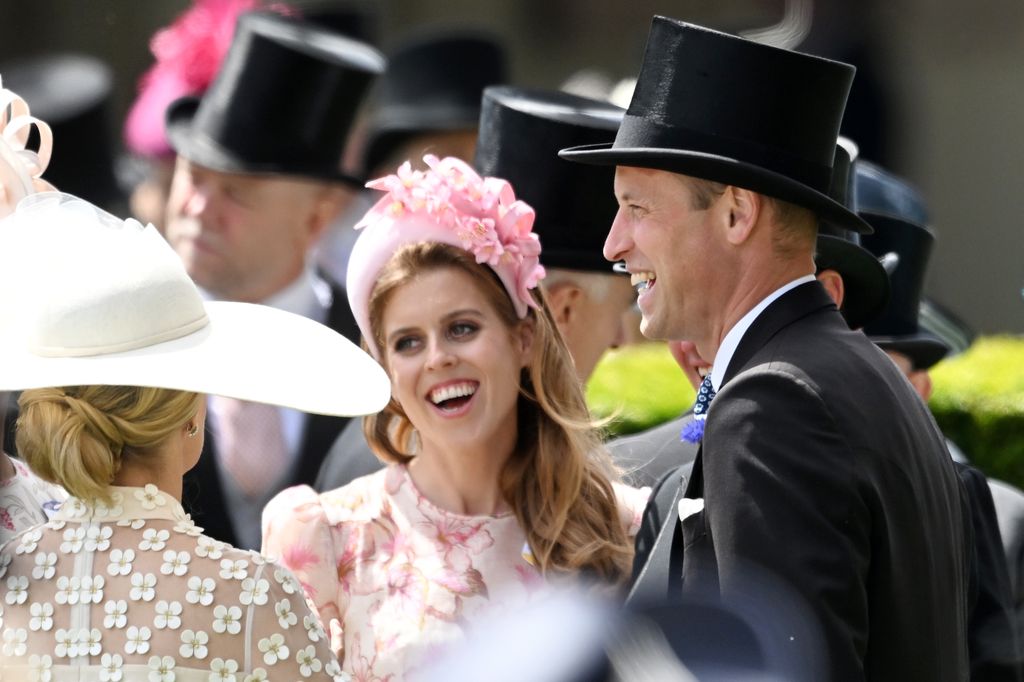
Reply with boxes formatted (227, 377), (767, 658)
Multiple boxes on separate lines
(815, 235), (890, 330)
(166, 98), (365, 188)
(871, 332), (950, 371)
(559, 143), (873, 235)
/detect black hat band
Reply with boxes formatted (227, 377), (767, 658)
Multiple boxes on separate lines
(614, 114), (833, 194)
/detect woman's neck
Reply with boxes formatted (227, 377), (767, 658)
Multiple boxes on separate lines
(111, 444), (183, 502)
(409, 437), (514, 516)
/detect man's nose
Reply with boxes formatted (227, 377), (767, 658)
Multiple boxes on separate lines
(604, 208), (632, 262)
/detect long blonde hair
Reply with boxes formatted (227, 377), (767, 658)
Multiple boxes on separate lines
(364, 242), (633, 584)
(17, 386), (202, 503)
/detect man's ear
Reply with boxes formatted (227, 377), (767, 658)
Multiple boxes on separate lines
(816, 268), (846, 309)
(722, 186), (761, 245)
(307, 185), (351, 242)
(908, 369), (933, 402)
(544, 281), (584, 329)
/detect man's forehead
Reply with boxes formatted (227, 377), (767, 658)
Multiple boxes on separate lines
(614, 166), (688, 197)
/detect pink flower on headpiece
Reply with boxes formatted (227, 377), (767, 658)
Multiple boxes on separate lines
(355, 155), (546, 318)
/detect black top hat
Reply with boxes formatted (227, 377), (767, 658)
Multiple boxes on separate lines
(854, 159), (930, 224)
(560, 16), (871, 235)
(166, 11), (384, 186)
(474, 86), (624, 273)
(361, 30), (506, 175)
(860, 216), (948, 370)
(815, 139), (890, 330)
(1, 53), (123, 210)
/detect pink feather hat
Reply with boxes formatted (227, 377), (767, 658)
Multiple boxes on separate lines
(346, 155), (547, 360)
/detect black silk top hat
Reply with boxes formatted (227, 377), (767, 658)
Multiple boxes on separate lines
(815, 140), (890, 330)
(474, 86), (624, 273)
(560, 16), (871, 235)
(166, 11), (385, 186)
(856, 163), (948, 369)
(1, 54), (122, 210)
(361, 30), (506, 175)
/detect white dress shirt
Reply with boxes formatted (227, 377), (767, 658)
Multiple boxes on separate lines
(710, 274), (816, 392)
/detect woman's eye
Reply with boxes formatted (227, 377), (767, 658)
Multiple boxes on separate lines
(393, 336), (421, 353)
(449, 322), (478, 339)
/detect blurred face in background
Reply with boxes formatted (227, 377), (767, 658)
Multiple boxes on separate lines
(164, 158), (344, 303)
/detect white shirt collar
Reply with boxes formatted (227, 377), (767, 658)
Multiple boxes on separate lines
(710, 274), (816, 392)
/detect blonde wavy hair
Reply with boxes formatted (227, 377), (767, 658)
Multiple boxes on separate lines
(17, 386), (202, 504)
(364, 242), (634, 584)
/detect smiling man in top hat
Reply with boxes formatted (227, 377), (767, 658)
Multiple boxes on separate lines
(161, 10), (385, 549)
(610, 139), (895, 487)
(562, 16), (970, 679)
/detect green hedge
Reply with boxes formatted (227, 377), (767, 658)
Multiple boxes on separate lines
(930, 336), (1024, 488)
(587, 336), (1024, 489)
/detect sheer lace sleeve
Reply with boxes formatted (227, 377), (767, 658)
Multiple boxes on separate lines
(239, 556), (343, 680)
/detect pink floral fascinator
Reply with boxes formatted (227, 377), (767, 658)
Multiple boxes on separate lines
(0, 75), (55, 218)
(347, 154), (546, 360)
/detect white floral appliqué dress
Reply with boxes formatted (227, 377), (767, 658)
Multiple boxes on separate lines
(0, 484), (346, 681)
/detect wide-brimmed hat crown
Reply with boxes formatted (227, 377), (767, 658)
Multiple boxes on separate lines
(0, 192), (390, 415)
(166, 11), (385, 186)
(475, 86), (623, 273)
(560, 16), (871, 235)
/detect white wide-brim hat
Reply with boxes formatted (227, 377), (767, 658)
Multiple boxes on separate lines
(0, 192), (390, 416)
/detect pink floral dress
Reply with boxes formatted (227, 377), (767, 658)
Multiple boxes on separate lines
(262, 465), (649, 681)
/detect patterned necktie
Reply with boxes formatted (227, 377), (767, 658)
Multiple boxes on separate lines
(212, 396), (288, 499)
(681, 373), (716, 443)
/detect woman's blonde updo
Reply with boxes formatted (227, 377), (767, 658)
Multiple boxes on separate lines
(16, 386), (202, 503)
(365, 242), (634, 585)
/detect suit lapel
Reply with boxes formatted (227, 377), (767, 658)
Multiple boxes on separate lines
(723, 281), (837, 386)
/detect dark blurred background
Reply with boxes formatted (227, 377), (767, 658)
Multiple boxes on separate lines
(1, 0), (1022, 333)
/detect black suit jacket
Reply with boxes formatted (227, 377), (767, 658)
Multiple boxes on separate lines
(991, 479), (1024, 659)
(182, 282), (360, 548)
(633, 281), (971, 681)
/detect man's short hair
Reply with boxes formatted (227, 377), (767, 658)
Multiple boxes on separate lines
(677, 175), (816, 256)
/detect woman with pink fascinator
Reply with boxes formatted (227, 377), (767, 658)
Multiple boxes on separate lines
(262, 155), (649, 680)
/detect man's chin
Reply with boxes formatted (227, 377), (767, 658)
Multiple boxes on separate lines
(639, 316), (667, 341)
